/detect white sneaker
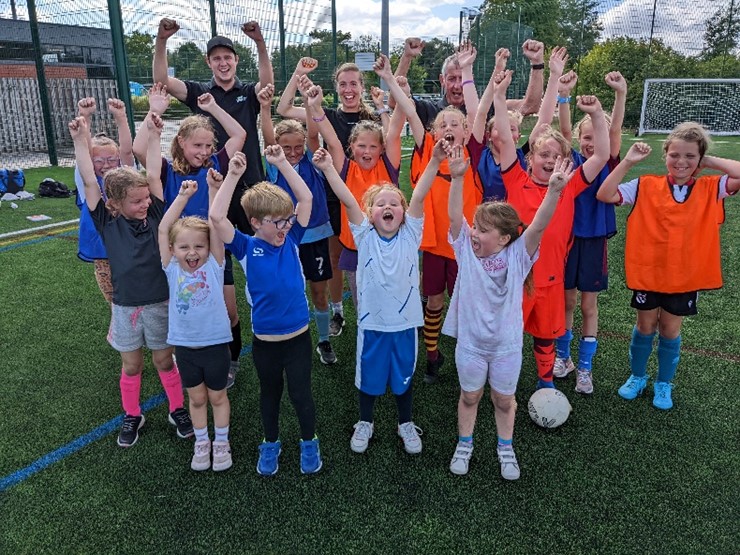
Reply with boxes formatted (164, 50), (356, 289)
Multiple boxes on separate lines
(212, 440), (233, 472)
(553, 357), (575, 378)
(191, 440), (211, 471)
(497, 446), (520, 480)
(449, 441), (474, 475)
(398, 422), (423, 454)
(350, 421), (374, 453)
(575, 369), (594, 394)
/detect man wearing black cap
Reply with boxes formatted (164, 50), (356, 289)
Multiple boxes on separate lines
(153, 18), (274, 388)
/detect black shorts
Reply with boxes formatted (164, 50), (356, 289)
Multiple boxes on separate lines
(564, 236), (609, 292)
(175, 343), (231, 390)
(299, 238), (333, 282)
(224, 251), (235, 286)
(630, 290), (699, 316)
(327, 198), (341, 237)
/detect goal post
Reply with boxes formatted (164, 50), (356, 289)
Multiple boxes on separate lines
(638, 79), (740, 136)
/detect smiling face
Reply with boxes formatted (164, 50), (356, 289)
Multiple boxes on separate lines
(440, 65), (464, 108)
(177, 127), (214, 169)
(664, 139), (701, 184)
(367, 187), (405, 238)
(277, 131), (306, 167)
(171, 227), (210, 272)
(351, 130), (383, 171)
(335, 68), (363, 112)
(92, 144), (120, 178)
(206, 46), (238, 87)
(434, 110), (467, 148)
(577, 119), (595, 159)
(251, 211), (295, 247)
(487, 116), (521, 155)
(530, 137), (568, 185)
(114, 185), (151, 220)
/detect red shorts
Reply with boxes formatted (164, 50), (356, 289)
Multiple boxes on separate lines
(522, 283), (566, 339)
(422, 251), (458, 297)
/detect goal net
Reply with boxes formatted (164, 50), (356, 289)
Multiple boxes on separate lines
(638, 79), (740, 136)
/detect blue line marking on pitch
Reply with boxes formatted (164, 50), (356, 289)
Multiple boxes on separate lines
(0, 393), (166, 493)
(0, 230), (76, 254)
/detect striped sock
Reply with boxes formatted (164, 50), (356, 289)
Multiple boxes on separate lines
(423, 305), (444, 360)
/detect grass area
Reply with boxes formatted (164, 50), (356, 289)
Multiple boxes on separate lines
(1, 135), (739, 554)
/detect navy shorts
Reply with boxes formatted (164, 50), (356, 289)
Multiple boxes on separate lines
(175, 343), (231, 390)
(564, 236), (608, 292)
(327, 198), (341, 236)
(299, 238), (333, 282)
(631, 290), (699, 316)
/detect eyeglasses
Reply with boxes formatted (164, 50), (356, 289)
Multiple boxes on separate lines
(262, 214), (297, 230)
(92, 157), (120, 165)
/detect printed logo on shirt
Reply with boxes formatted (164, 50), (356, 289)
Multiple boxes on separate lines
(252, 247), (264, 257)
(175, 270), (210, 314)
(236, 95), (247, 103)
(635, 292), (647, 304)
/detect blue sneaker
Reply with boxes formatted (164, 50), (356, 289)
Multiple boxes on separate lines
(257, 440), (282, 476)
(618, 374), (648, 400)
(300, 437), (323, 475)
(653, 381), (674, 410)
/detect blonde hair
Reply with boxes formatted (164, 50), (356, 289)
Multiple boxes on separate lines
(664, 122), (711, 158)
(171, 115), (216, 174)
(528, 127), (571, 171)
(91, 135), (119, 150)
(474, 201), (533, 293)
(103, 167), (148, 217)
(169, 216), (210, 246)
(573, 112), (613, 140)
(349, 120), (385, 153)
(275, 119), (307, 142)
(486, 110), (523, 136)
(432, 106), (468, 135)
(333, 63), (376, 120)
(362, 183), (408, 220)
(240, 182), (294, 229)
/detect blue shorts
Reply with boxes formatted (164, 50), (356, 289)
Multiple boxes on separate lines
(564, 236), (608, 292)
(355, 328), (418, 395)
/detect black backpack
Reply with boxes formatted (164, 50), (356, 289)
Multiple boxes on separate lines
(39, 178), (73, 198)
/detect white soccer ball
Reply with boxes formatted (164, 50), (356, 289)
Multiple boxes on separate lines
(528, 388), (572, 429)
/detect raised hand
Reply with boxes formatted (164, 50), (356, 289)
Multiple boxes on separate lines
(197, 92), (216, 112)
(558, 70), (578, 96)
(158, 18), (180, 40)
(228, 151), (247, 176)
(576, 94), (602, 114)
(456, 41), (477, 68)
(257, 83), (275, 107)
(295, 57), (318, 76)
(404, 37), (425, 58)
(624, 142), (652, 164)
(431, 138), (451, 162)
(548, 156), (575, 193)
(263, 144), (286, 166)
(107, 98), (127, 119)
(448, 145), (470, 178)
(494, 47), (510, 73)
(148, 83), (170, 115)
(206, 167), (224, 190)
(370, 86), (385, 109)
(605, 71), (627, 94)
(68, 116), (88, 139)
(178, 179), (198, 198)
(304, 84), (324, 109)
(493, 69), (513, 94)
(548, 46), (568, 76)
(311, 147), (334, 172)
(241, 21), (264, 43)
(146, 112), (164, 135)
(373, 54), (393, 80)
(522, 39), (545, 64)
(77, 97), (96, 118)
(395, 75), (411, 98)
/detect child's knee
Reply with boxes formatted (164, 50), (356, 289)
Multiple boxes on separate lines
(152, 348), (174, 371)
(492, 391), (516, 412)
(460, 388), (484, 407)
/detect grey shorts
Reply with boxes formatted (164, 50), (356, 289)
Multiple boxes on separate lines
(108, 301), (170, 352)
(455, 343), (523, 396)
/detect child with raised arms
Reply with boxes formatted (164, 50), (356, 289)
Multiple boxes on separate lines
(210, 144), (322, 476)
(444, 147), (574, 479)
(552, 70), (627, 394)
(596, 124), (740, 409)
(313, 142), (438, 455)
(70, 113), (193, 447)
(157, 151), (247, 471)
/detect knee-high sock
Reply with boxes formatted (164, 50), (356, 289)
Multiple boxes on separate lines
(315, 308), (330, 343)
(578, 337), (598, 371)
(657, 335), (681, 383)
(158, 365), (185, 412)
(395, 386), (413, 424)
(555, 329), (573, 359)
(629, 326), (656, 378)
(533, 338), (555, 383)
(359, 391), (376, 422)
(423, 305), (443, 360)
(229, 321), (242, 362)
(120, 371), (142, 417)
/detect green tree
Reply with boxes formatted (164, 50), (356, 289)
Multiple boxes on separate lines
(124, 31), (154, 83)
(701, 4), (740, 60)
(232, 42), (258, 82)
(559, 0), (603, 61)
(480, 0), (561, 47)
(170, 42), (207, 81)
(412, 37), (455, 94)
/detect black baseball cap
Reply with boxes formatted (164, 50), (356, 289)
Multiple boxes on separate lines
(206, 36), (236, 56)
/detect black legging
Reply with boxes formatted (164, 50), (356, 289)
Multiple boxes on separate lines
(252, 330), (316, 441)
(359, 386), (413, 424)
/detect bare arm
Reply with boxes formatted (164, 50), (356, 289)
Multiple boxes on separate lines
(529, 46), (568, 147)
(145, 113), (165, 202)
(511, 39), (545, 116)
(493, 70), (517, 170)
(577, 96), (609, 183)
(702, 155), (740, 193)
(69, 117), (101, 211)
(304, 82), (345, 172)
(525, 157), (572, 256)
(209, 153), (245, 245)
(242, 22), (274, 90)
(258, 83), (276, 146)
(153, 19), (188, 101)
(159, 180), (197, 265)
(313, 148), (364, 225)
(76, 97), (96, 153)
(198, 93), (246, 158)
(374, 55), (424, 147)
(606, 71), (627, 158)
(107, 98), (135, 167)
(446, 143), (469, 239)
(557, 70), (578, 145)
(277, 58), (318, 120)
(264, 144), (312, 227)
(206, 168), (226, 264)
(133, 83), (170, 166)
(457, 42), (479, 129)
(472, 48), (509, 143)
(597, 142), (652, 203)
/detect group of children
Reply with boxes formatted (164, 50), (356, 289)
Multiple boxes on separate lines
(71, 41), (740, 481)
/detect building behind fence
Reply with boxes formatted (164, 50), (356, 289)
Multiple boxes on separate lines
(0, 0), (739, 169)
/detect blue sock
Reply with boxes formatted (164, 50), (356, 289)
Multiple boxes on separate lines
(578, 337), (598, 371)
(315, 309), (330, 342)
(497, 436), (513, 448)
(215, 425), (229, 443)
(555, 329), (573, 359)
(537, 378), (555, 389)
(629, 326), (655, 378)
(657, 335), (681, 383)
(458, 435), (473, 444)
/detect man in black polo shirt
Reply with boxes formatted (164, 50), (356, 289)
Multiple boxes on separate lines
(153, 18), (274, 388)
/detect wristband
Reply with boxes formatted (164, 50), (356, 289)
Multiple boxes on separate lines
(462, 79), (475, 86)
(556, 95), (571, 104)
(531, 63), (545, 70)
(312, 113), (326, 123)
(376, 107), (390, 115)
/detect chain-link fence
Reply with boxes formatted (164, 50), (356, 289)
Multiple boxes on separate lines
(1, 0), (739, 169)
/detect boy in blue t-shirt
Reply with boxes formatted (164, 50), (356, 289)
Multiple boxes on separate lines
(210, 144), (322, 477)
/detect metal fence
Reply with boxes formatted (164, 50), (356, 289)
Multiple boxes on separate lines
(1, 0), (738, 169)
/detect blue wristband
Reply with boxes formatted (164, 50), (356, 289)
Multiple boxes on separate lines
(557, 95), (571, 104)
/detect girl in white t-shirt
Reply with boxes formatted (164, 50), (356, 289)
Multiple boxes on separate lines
(443, 146), (572, 480)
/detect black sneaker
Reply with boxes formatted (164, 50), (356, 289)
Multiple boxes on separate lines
(316, 340), (337, 365)
(117, 414), (145, 447)
(329, 313), (345, 337)
(424, 351), (445, 384)
(168, 407), (194, 439)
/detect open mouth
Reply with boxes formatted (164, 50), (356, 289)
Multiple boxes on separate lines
(186, 257), (200, 269)
(382, 211), (394, 222)
(444, 132), (455, 145)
